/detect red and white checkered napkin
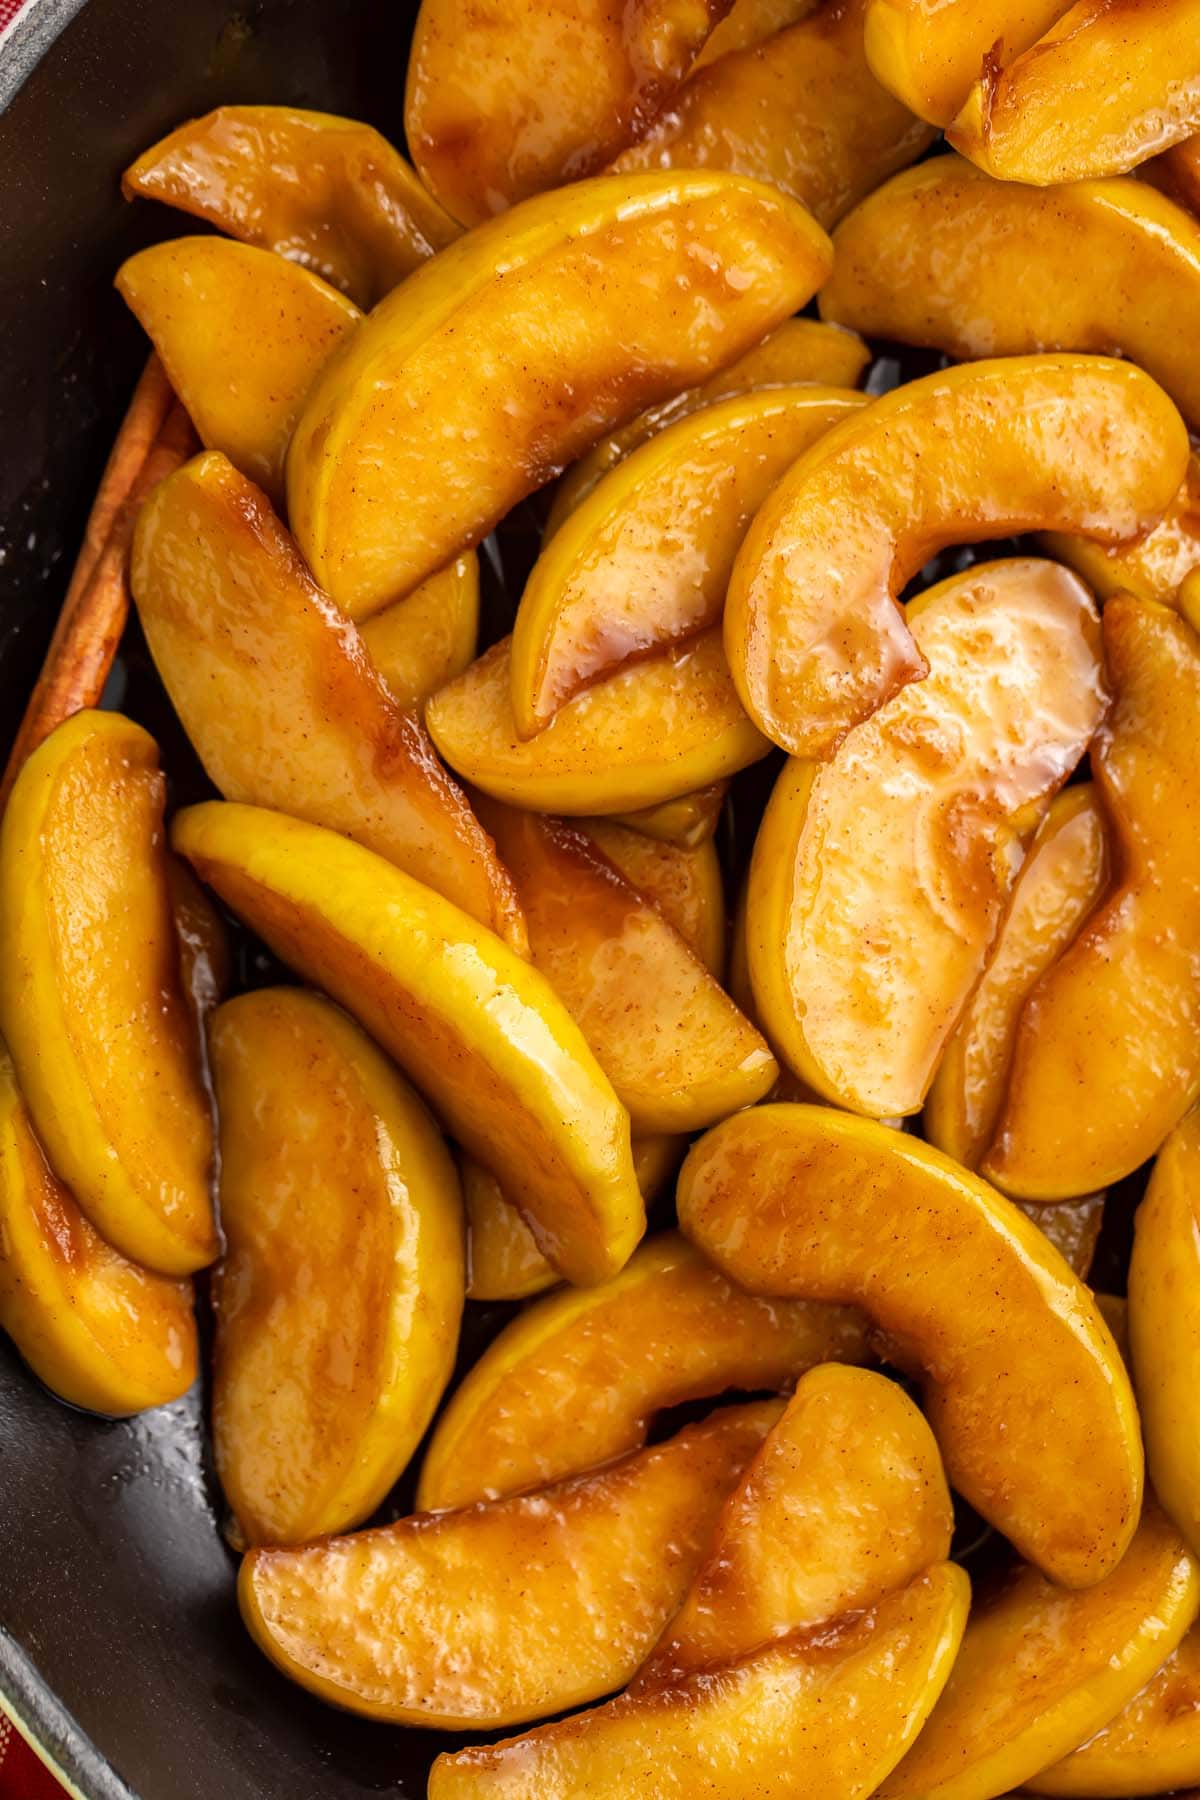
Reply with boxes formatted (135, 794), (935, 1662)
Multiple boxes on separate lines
(0, 1716), (67, 1800)
(0, 0), (34, 34)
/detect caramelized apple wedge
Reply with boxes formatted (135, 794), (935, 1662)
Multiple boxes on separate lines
(983, 597), (1200, 1196)
(821, 160), (1200, 428)
(211, 989), (463, 1546)
(611, 781), (728, 846)
(428, 631), (770, 815)
(419, 1231), (870, 1508)
(476, 801), (775, 1133)
(429, 1563), (969, 1800)
(679, 1106), (1142, 1586)
(122, 105), (459, 306)
(725, 354), (1186, 756)
(116, 239), (360, 503)
(0, 1050), (197, 1416)
(239, 1402), (778, 1726)
(879, 1503), (1200, 1800)
(288, 172), (832, 619)
(511, 386), (866, 733)
(748, 561), (1106, 1118)
(360, 553), (479, 711)
(131, 453), (525, 949)
(863, 0), (1068, 124)
(1043, 455), (1200, 603)
(925, 783), (1110, 1168)
(0, 712), (216, 1276)
(580, 819), (725, 975)
(172, 802), (643, 1287)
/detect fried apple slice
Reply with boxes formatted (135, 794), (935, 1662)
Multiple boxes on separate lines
(418, 1230), (870, 1508)
(211, 989), (463, 1546)
(360, 553), (478, 711)
(1043, 454), (1200, 603)
(1129, 1108), (1200, 1559)
(749, 561), (1106, 1118)
(1013, 1194), (1106, 1281)
(0, 712), (215, 1276)
(879, 1503), (1200, 1800)
(0, 1049), (197, 1416)
(123, 106), (459, 306)
(613, 0), (935, 228)
(725, 354), (1185, 757)
(863, 0), (1066, 125)
(983, 597), (1200, 1196)
(948, 0), (1200, 184)
(612, 781), (728, 845)
(546, 318), (869, 531)
(430, 1563), (969, 1800)
(239, 1401), (778, 1726)
(679, 1105), (1142, 1586)
(172, 803), (642, 1287)
(692, 0), (817, 64)
(512, 386), (866, 734)
(580, 819), (725, 975)
(116, 239), (360, 504)
(926, 784), (1110, 1169)
(820, 160), (1200, 429)
(477, 801), (775, 1132)
(131, 453), (525, 949)
(288, 171), (832, 618)
(428, 631), (769, 815)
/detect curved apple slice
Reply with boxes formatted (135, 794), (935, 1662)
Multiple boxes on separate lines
(512, 386), (866, 734)
(131, 454), (525, 950)
(748, 560), (1106, 1119)
(429, 631), (769, 815)
(0, 1050), (197, 1417)
(239, 1401), (778, 1726)
(879, 1503), (1200, 1800)
(926, 784), (1110, 1169)
(0, 712), (215, 1276)
(725, 354), (1186, 757)
(122, 105), (459, 306)
(863, 0), (1068, 124)
(288, 171), (832, 620)
(360, 553), (479, 711)
(1044, 454), (1200, 604)
(211, 989), (464, 1546)
(693, 0), (817, 65)
(608, 780), (728, 846)
(418, 1231), (870, 1509)
(580, 820), (725, 976)
(983, 598), (1200, 1196)
(613, 0), (934, 228)
(429, 1563), (969, 1800)
(116, 238), (360, 504)
(679, 1105), (1142, 1586)
(947, 0), (1200, 184)
(820, 160), (1200, 429)
(172, 802), (643, 1287)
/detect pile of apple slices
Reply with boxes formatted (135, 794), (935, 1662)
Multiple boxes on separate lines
(4, 0), (1200, 1789)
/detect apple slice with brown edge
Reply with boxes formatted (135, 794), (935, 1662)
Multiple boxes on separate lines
(360, 553), (479, 712)
(580, 819), (725, 976)
(863, 0), (1069, 125)
(131, 453), (525, 951)
(609, 781), (728, 847)
(1043, 454), (1200, 604)
(172, 801), (642, 1287)
(679, 1105), (1142, 1587)
(724, 354), (1187, 757)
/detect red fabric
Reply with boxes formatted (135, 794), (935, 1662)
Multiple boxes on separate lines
(0, 1719), (68, 1800)
(0, 0), (32, 30)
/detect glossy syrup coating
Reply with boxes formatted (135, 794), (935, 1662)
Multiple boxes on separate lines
(360, 554), (480, 713)
(863, 0), (1069, 124)
(580, 818), (726, 975)
(1044, 453), (1200, 603)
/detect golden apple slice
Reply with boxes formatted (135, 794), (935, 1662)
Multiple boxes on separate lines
(609, 780), (728, 846)
(692, 0), (817, 65)
(948, 0), (1200, 184)
(512, 386), (866, 734)
(0, 1049), (197, 1416)
(419, 1230), (870, 1508)
(679, 1105), (1142, 1586)
(639, 1364), (953, 1686)
(116, 238), (360, 505)
(429, 1562), (969, 1800)
(360, 553), (478, 711)
(172, 802), (642, 1287)
(748, 560), (1106, 1119)
(288, 172), (832, 619)
(613, 0), (935, 228)
(239, 1401), (778, 1726)
(0, 712), (215, 1276)
(211, 989), (464, 1546)
(1129, 1108), (1200, 1559)
(983, 597), (1200, 1196)
(1043, 454), (1200, 603)
(863, 0), (1066, 124)
(820, 160), (1200, 429)
(477, 800), (775, 1133)
(122, 105), (460, 306)
(428, 631), (769, 815)
(131, 453), (525, 949)
(725, 354), (1186, 757)
(580, 819), (725, 975)
(925, 783), (1110, 1169)
(879, 1503), (1200, 1800)
(546, 318), (869, 531)
(1012, 1194), (1106, 1281)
